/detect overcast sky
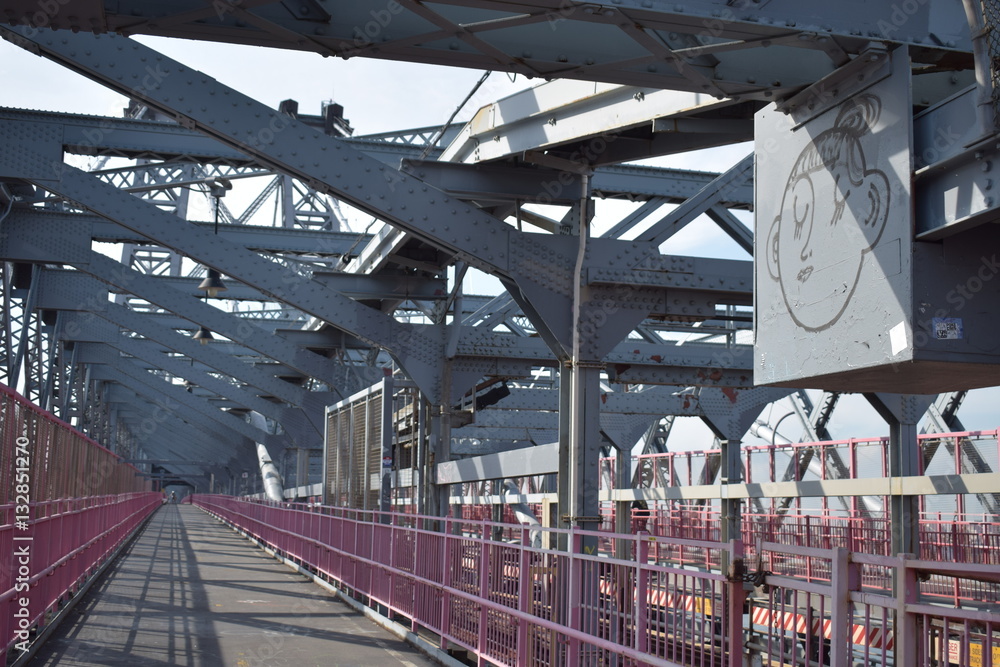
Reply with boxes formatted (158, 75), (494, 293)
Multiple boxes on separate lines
(1, 33), (997, 448)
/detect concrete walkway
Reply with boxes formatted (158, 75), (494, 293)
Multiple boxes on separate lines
(29, 504), (438, 667)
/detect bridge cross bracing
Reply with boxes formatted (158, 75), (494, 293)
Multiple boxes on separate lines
(1, 2), (999, 666)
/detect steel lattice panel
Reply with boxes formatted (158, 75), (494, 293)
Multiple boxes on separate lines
(323, 381), (390, 509)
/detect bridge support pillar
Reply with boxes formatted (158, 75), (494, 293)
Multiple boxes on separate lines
(865, 393), (933, 558)
(557, 361), (602, 554)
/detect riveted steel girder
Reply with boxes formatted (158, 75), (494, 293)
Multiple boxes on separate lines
(0, 157), (446, 396)
(79, 343), (284, 447)
(0, 107), (755, 207)
(0, 1), (970, 95)
(0, 209), (356, 393)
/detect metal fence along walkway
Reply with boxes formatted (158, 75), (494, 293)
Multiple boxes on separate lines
(28, 504), (439, 667)
(0, 383), (159, 663)
(192, 495), (1000, 667)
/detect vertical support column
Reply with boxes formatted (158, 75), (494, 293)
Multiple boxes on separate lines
(556, 360), (602, 667)
(614, 447), (632, 560)
(557, 362), (602, 554)
(363, 394), (371, 510)
(889, 419), (920, 557)
(865, 393), (931, 559)
(58, 346), (79, 420)
(491, 480), (504, 541)
(379, 376), (394, 519)
(720, 438), (743, 571)
(432, 361), (455, 523)
(107, 406), (119, 454)
(39, 318), (62, 412)
(295, 448), (309, 490)
(280, 174), (297, 228)
(428, 405), (453, 519)
(416, 395), (429, 518)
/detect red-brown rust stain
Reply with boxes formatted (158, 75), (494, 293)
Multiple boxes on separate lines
(696, 369), (724, 382)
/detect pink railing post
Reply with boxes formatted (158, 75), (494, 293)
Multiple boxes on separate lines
(517, 527), (530, 665)
(829, 547), (857, 667)
(440, 531), (452, 651)
(411, 527), (420, 634)
(636, 535), (649, 656)
(566, 531), (582, 665)
(387, 521), (395, 618)
(477, 539), (490, 660)
(894, 554), (919, 667)
(727, 539), (748, 667)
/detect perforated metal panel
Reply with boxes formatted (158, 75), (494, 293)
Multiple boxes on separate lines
(366, 392), (383, 510)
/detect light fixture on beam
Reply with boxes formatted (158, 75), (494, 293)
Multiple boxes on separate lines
(193, 326), (214, 345)
(197, 268), (227, 298)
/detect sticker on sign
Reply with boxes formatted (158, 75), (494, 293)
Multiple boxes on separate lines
(932, 317), (963, 340)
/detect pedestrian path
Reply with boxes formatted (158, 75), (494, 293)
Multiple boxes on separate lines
(29, 504), (438, 666)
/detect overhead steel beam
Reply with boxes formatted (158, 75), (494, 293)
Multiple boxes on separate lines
(439, 80), (752, 165)
(1, 209), (356, 393)
(0, 0), (967, 94)
(78, 344), (283, 447)
(454, 333), (753, 385)
(0, 147), (450, 397)
(402, 157), (754, 207)
(436, 443), (559, 484)
(0, 29), (752, 371)
(60, 315), (323, 447)
(118, 272), (450, 302)
(103, 384), (247, 462)
(0, 28), (521, 277)
(0, 108), (755, 207)
(42, 281), (314, 407)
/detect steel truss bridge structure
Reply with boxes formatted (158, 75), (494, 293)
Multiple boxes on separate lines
(1, 1), (1000, 666)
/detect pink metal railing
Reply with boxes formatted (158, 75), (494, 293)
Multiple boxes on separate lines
(593, 427), (1000, 565)
(0, 383), (160, 660)
(192, 495), (746, 667)
(194, 495), (1000, 667)
(624, 428), (1000, 492)
(748, 544), (1000, 667)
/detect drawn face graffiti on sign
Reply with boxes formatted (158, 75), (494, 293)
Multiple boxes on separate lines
(765, 94), (891, 332)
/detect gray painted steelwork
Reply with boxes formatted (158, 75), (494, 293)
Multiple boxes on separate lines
(0, 0), (993, 529)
